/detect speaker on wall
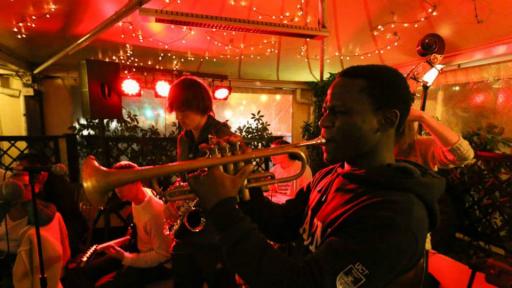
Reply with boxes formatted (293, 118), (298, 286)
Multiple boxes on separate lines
(80, 59), (122, 119)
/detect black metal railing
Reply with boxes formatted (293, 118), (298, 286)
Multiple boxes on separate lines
(1, 134), (274, 182)
(0, 134), (80, 182)
(438, 151), (512, 264)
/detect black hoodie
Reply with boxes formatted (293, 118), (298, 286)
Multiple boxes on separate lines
(208, 160), (445, 288)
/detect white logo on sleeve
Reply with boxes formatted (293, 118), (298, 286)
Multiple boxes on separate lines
(336, 262), (369, 288)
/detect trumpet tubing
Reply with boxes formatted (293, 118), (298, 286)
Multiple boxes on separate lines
(81, 137), (325, 206)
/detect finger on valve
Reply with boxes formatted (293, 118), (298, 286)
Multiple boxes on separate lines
(224, 135), (248, 171)
(218, 140), (235, 175)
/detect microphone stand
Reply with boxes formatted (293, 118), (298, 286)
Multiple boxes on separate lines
(26, 169), (48, 288)
(418, 83), (430, 136)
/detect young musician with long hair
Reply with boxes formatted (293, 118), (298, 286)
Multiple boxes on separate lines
(167, 76), (238, 288)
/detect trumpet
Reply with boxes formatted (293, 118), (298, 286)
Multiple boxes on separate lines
(81, 136), (325, 207)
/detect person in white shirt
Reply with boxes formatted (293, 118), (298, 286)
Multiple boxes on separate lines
(1, 172), (70, 288)
(267, 139), (313, 204)
(86, 161), (174, 288)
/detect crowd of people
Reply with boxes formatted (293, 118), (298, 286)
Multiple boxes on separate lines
(0, 65), (476, 288)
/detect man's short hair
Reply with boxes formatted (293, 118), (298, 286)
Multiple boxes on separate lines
(167, 76), (213, 115)
(112, 161), (139, 170)
(338, 65), (412, 135)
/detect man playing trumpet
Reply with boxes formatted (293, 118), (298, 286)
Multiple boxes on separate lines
(188, 65), (445, 287)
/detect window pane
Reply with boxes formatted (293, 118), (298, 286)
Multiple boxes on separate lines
(213, 92), (292, 138)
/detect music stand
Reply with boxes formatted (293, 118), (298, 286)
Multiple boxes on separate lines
(90, 191), (130, 243)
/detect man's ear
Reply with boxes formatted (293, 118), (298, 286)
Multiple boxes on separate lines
(378, 109), (400, 132)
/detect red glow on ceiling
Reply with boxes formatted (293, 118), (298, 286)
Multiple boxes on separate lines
(155, 80), (171, 97)
(121, 78), (141, 96)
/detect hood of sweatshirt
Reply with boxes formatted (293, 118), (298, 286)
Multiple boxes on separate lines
(342, 160), (445, 230)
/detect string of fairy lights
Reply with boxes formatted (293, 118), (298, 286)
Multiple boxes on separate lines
(10, 0), (439, 71)
(301, 0), (438, 63)
(10, 1), (57, 38)
(106, 19), (282, 71)
(371, 3), (438, 36)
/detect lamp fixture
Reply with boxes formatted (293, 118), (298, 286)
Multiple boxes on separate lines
(155, 80), (172, 97)
(407, 55), (444, 88)
(422, 64), (444, 87)
(121, 78), (141, 96)
(139, 8), (329, 39)
(212, 80), (232, 100)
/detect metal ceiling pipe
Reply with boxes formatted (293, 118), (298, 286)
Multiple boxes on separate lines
(318, 0), (327, 82)
(33, 0), (151, 74)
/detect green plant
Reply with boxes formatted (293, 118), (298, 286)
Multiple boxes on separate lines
(463, 123), (512, 152)
(69, 111), (180, 165)
(301, 73), (337, 173)
(235, 110), (273, 149)
(70, 111), (179, 138)
(439, 124), (512, 264)
(301, 73), (337, 140)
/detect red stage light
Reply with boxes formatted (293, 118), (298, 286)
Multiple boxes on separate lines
(121, 79), (141, 96)
(155, 80), (171, 97)
(213, 86), (231, 100)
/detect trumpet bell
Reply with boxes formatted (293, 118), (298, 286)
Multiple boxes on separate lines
(82, 156), (112, 206)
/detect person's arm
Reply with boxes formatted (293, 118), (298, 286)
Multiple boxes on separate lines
(121, 216), (173, 268)
(239, 185), (311, 243)
(410, 108), (474, 166)
(410, 108), (459, 147)
(209, 195), (427, 287)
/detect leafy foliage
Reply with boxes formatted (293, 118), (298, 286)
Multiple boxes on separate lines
(462, 123), (512, 152)
(301, 72), (337, 140)
(439, 123), (512, 264)
(235, 110), (273, 149)
(69, 111), (180, 166)
(70, 111), (178, 138)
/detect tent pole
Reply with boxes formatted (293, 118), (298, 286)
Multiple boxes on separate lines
(33, 0), (151, 74)
(318, 0), (327, 81)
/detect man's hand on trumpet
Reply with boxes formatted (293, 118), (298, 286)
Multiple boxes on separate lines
(188, 135), (253, 210)
(188, 163), (253, 210)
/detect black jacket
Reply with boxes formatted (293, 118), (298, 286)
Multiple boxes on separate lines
(177, 114), (233, 161)
(208, 160), (445, 287)
(174, 114), (233, 244)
